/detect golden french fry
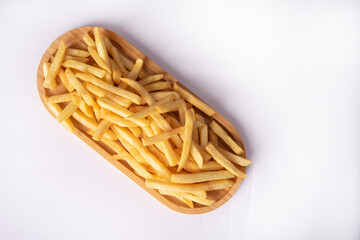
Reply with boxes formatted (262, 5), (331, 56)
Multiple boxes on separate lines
(44, 92), (78, 103)
(93, 27), (110, 68)
(109, 58), (122, 85)
(103, 36), (128, 76)
(149, 120), (179, 167)
(160, 190), (214, 206)
(126, 58), (143, 80)
(184, 161), (224, 173)
(56, 102), (78, 122)
(138, 74), (163, 86)
(65, 68), (95, 107)
(72, 110), (117, 140)
(84, 82), (132, 108)
(142, 126), (184, 146)
(173, 83), (215, 116)
(47, 103), (75, 133)
(78, 98), (94, 118)
(87, 47), (111, 72)
(210, 121), (243, 155)
(147, 145), (169, 167)
(43, 40), (66, 88)
(98, 136), (152, 179)
(112, 126), (172, 179)
(171, 170), (234, 184)
(120, 78), (155, 105)
(146, 179), (234, 193)
(62, 60), (106, 78)
(209, 129), (218, 146)
(103, 112), (138, 127)
(144, 81), (172, 92)
(64, 55), (90, 63)
(150, 91), (180, 101)
(65, 48), (90, 58)
(58, 68), (75, 92)
(189, 108), (200, 144)
(126, 94), (177, 120)
(83, 33), (96, 48)
(159, 190), (194, 208)
(178, 104), (186, 125)
(155, 99), (185, 114)
(129, 126), (141, 138)
(196, 114), (208, 148)
(217, 147), (251, 167)
(76, 73), (141, 104)
(93, 119), (112, 141)
(177, 109), (193, 171)
(129, 105), (147, 113)
(42, 62), (57, 89)
(205, 143), (246, 178)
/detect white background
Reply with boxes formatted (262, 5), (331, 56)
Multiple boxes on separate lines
(0, 0), (359, 239)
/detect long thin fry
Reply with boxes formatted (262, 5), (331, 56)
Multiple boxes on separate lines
(93, 27), (110, 69)
(58, 68), (75, 92)
(210, 121), (244, 155)
(205, 143), (247, 178)
(65, 48), (90, 58)
(47, 103), (75, 133)
(56, 102), (78, 122)
(93, 119), (112, 141)
(171, 170), (235, 184)
(88, 47), (111, 72)
(83, 33), (96, 48)
(103, 112), (138, 127)
(43, 40), (66, 88)
(217, 147), (251, 166)
(64, 55), (90, 63)
(120, 78), (155, 105)
(65, 68), (95, 107)
(76, 73), (141, 104)
(144, 81), (172, 92)
(173, 83), (215, 116)
(138, 74), (163, 86)
(42, 62), (57, 89)
(44, 92), (78, 103)
(126, 58), (143, 80)
(142, 127), (184, 146)
(155, 99), (185, 114)
(62, 60), (106, 78)
(177, 109), (193, 171)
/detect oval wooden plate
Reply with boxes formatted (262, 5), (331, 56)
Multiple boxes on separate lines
(37, 26), (247, 214)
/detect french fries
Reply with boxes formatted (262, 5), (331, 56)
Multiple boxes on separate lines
(42, 27), (250, 209)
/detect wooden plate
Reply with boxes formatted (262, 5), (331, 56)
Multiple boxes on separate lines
(37, 26), (247, 214)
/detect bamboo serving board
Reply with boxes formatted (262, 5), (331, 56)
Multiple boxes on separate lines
(37, 26), (247, 214)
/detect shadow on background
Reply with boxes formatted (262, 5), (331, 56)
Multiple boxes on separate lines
(84, 22), (253, 158)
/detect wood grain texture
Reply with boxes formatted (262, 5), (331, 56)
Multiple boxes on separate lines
(37, 26), (247, 214)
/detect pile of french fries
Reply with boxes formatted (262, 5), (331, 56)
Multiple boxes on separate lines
(42, 27), (251, 208)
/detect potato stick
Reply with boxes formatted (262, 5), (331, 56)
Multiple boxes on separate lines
(142, 127), (184, 146)
(159, 190), (194, 208)
(144, 81), (172, 92)
(43, 40), (66, 88)
(56, 102), (78, 122)
(102, 36), (127, 74)
(93, 27), (110, 68)
(58, 68), (75, 92)
(83, 33), (96, 48)
(87, 47), (111, 72)
(65, 68), (94, 107)
(126, 94), (176, 120)
(184, 161), (224, 173)
(47, 103), (75, 133)
(217, 147), (251, 167)
(196, 114), (208, 148)
(129, 126), (141, 138)
(171, 170), (234, 184)
(178, 104), (186, 125)
(120, 54), (146, 78)
(63, 55), (90, 63)
(146, 179), (234, 193)
(84, 82), (132, 108)
(44, 92), (78, 103)
(138, 74), (164, 86)
(99, 137), (152, 179)
(189, 109), (200, 144)
(103, 112), (138, 127)
(62, 60), (106, 78)
(149, 112), (183, 149)
(129, 105), (147, 113)
(209, 129), (218, 146)
(155, 99), (185, 114)
(121, 78), (155, 105)
(150, 91), (180, 101)
(97, 97), (149, 127)
(78, 98), (94, 118)
(76, 73), (141, 104)
(112, 126), (171, 179)
(205, 143), (246, 178)
(160, 190), (214, 206)
(147, 145), (169, 168)
(177, 110), (193, 172)
(210, 121), (244, 155)
(42, 62), (57, 89)
(126, 58), (143, 80)
(65, 48), (90, 58)
(93, 119), (112, 141)
(111, 127), (149, 166)
(150, 120), (179, 167)
(173, 83), (215, 116)
(109, 58), (122, 85)
(72, 110), (117, 140)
